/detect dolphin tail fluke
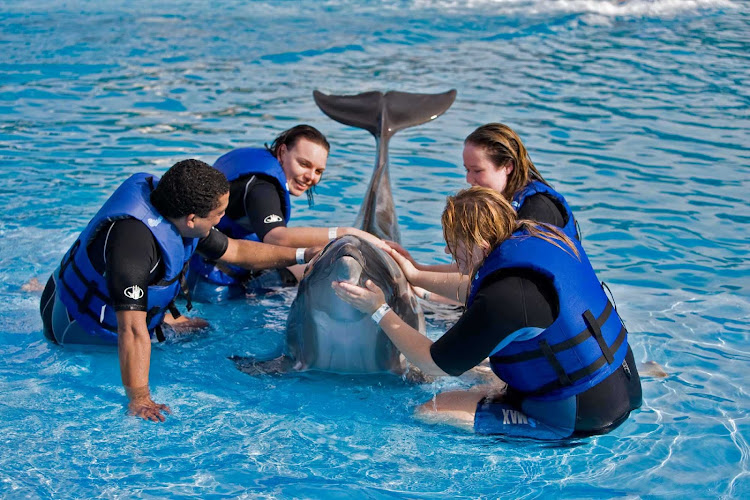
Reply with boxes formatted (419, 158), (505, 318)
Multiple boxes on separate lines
(312, 89), (457, 138)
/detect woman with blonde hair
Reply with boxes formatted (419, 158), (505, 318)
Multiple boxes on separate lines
(333, 187), (641, 439)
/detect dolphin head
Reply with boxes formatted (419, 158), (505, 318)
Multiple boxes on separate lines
(286, 235), (423, 374)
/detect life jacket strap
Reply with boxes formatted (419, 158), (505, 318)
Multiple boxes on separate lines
(167, 301), (181, 319)
(522, 325), (628, 397)
(154, 325), (166, 343)
(539, 339), (572, 387)
(59, 241), (118, 331)
(583, 309), (614, 364)
(59, 240), (80, 275)
(493, 301), (615, 364)
(179, 268), (192, 312)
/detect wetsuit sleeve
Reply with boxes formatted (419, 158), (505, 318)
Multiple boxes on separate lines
(430, 270), (558, 376)
(104, 219), (160, 312)
(517, 193), (566, 228)
(197, 227), (229, 260)
(243, 176), (287, 241)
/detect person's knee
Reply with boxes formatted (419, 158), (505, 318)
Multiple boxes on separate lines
(415, 391), (483, 430)
(416, 390), (488, 416)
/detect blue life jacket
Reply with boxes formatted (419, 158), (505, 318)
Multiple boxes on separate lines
(55, 173), (199, 343)
(512, 180), (579, 240)
(189, 147), (292, 286)
(467, 229), (628, 401)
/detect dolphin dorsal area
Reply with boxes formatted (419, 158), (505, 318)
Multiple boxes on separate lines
(313, 89), (457, 242)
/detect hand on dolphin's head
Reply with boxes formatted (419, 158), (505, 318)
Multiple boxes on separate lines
(385, 241), (419, 267)
(341, 228), (390, 252)
(331, 279), (386, 315)
(386, 246), (419, 283)
(304, 246), (324, 262)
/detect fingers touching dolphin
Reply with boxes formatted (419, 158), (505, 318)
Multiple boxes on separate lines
(234, 90), (456, 376)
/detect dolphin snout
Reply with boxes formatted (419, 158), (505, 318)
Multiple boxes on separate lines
(336, 255), (364, 284)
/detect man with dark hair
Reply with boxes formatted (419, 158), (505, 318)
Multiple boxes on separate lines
(40, 159), (318, 422)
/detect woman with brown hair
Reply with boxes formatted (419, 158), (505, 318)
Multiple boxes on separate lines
(393, 123), (579, 277)
(333, 187), (641, 439)
(188, 124), (383, 302)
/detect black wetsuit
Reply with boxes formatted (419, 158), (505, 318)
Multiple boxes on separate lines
(430, 193), (641, 438)
(226, 174), (287, 242)
(41, 220), (228, 343)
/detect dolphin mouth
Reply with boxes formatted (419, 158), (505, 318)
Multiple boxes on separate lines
(331, 246), (366, 285)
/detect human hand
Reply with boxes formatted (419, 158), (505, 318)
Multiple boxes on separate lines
(162, 314), (209, 333)
(384, 241), (417, 265)
(304, 246), (323, 262)
(345, 228), (390, 252)
(331, 279), (386, 314)
(126, 387), (171, 422)
(387, 246), (420, 282)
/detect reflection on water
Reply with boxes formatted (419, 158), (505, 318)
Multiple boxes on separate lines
(0, 0), (748, 497)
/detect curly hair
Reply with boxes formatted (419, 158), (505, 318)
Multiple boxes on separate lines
(464, 123), (550, 201)
(150, 159), (229, 218)
(266, 124), (330, 158)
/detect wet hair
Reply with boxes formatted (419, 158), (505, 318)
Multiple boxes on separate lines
(441, 186), (578, 286)
(266, 124), (330, 158)
(464, 123), (551, 201)
(266, 124), (330, 207)
(150, 159), (229, 218)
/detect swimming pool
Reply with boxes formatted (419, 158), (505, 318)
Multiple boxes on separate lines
(1, 0), (748, 497)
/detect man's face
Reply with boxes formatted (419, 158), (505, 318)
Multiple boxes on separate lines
(183, 192), (229, 238)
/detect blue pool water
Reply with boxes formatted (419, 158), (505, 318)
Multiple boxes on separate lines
(1, 0), (748, 497)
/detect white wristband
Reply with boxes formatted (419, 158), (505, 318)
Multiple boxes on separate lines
(371, 303), (391, 324)
(328, 227), (338, 240)
(295, 247), (307, 265)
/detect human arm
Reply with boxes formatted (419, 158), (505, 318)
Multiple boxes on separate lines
(217, 235), (318, 270)
(334, 270), (558, 378)
(117, 310), (170, 422)
(239, 176), (386, 249)
(264, 225), (387, 250)
(331, 279), (448, 376)
(430, 269), (558, 375)
(103, 220), (171, 421)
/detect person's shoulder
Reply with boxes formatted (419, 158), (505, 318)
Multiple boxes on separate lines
(109, 218), (157, 245)
(517, 193), (566, 227)
(112, 217), (152, 234)
(522, 192), (558, 210)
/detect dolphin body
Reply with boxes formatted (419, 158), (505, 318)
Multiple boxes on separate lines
(234, 89), (456, 375)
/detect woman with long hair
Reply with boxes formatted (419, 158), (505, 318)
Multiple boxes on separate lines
(393, 123), (579, 279)
(333, 187), (641, 439)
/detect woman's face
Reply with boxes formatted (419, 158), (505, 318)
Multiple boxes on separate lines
(445, 240), (487, 275)
(278, 138), (328, 196)
(463, 142), (513, 195)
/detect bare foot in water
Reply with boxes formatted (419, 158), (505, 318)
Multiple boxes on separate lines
(21, 278), (45, 292)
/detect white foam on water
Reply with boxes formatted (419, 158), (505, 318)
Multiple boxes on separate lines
(410, 0), (737, 17)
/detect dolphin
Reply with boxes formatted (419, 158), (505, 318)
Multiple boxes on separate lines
(233, 89), (456, 376)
